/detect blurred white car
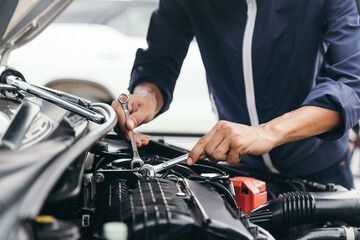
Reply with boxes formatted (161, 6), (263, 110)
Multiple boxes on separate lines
(7, 0), (217, 135)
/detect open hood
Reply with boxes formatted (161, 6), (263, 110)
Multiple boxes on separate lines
(0, 0), (72, 64)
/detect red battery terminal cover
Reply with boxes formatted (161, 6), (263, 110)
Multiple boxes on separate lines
(230, 177), (267, 213)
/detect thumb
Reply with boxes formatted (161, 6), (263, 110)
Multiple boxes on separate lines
(126, 111), (144, 130)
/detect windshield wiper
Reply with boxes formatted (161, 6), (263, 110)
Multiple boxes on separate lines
(0, 67), (105, 124)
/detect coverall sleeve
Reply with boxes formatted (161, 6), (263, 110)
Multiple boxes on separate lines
(301, 0), (360, 140)
(128, 0), (194, 115)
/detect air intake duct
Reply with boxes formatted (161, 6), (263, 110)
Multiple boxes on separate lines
(291, 227), (360, 240)
(247, 190), (360, 232)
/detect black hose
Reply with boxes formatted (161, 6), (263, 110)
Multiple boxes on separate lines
(210, 181), (238, 209)
(248, 190), (360, 233)
(290, 227), (360, 240)
(160, 169), (186, 180)
(190, 163), (228, 176)
(169, 164), (196, 177)
(187, 174), (238, 210)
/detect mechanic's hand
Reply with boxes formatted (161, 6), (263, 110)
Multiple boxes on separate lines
(111, 83), (164, 147)
(187, 120), (279, 165)
(111, 94), (156, 147)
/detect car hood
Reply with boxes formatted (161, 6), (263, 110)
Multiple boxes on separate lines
(0, 0), (72, 63)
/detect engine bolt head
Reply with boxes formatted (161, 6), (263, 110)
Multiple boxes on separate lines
(94, 172), (105, 183)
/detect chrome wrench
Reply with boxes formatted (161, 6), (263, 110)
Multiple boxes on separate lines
(118, 93), (144, 169)
(140, 153), (189, 177)
(140, 151), (206, 178)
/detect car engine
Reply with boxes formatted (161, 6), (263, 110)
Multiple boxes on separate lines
(40, 134), (360, 240)
(1, 67), (360, 240)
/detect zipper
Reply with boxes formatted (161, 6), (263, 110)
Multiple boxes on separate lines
(242, 0), (280, 173)
(210, 93), (219, 120)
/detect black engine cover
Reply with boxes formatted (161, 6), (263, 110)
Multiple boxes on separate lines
(95, 178), (256, 240)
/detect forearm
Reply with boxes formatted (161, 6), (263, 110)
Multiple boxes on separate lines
(133, 82), (164, 114)
(261, 106), (342, 147)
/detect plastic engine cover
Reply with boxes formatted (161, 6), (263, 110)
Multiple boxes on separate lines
(95, 178), (259, 240)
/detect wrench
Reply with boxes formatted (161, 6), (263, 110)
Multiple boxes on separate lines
(118, 93), (144, 169)
(140, 151), (206, 178)
(140, 153), (189, 177)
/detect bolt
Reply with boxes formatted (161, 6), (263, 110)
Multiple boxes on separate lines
(176, 192), (186, 197)
(94, 172), (105, 183)
(326, 183), (335, 192)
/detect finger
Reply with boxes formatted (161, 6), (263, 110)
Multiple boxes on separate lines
(127, 94), (135, 114)
(187, 126), (218, 165)
(212, 138), (231, 161)
(198, 151), (208, 160)
(144, 135), (151, 141)
(135, 133), (151, 146)
(209, 157), (219, 165)
(227, 146), (242, 164)
(112, 100), (131, 140)
(204, 129), (225, 159)
(126, 94), (141, 127)
(126, 110), (146, 131)
(135, 134), (142, 147)
(114, 97), (138, 140)
(141, 135), (151, 145)
(126, 94), (157, 132)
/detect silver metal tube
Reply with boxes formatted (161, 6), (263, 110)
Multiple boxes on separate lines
(34, 84), (91, 107)
(5, 75), (105, 123)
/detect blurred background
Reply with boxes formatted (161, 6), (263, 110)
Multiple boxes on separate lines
(7, 0), (217, 141)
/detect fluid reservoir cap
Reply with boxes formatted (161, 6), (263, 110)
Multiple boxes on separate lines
(103, 222), (128, 240)
(35, 215), (55, 223)
(34, 216), (80, 240)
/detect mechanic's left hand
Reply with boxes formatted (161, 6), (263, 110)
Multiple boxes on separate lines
(187, 120), (278, 165)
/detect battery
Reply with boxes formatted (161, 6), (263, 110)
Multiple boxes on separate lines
(230, 177), (267, 213)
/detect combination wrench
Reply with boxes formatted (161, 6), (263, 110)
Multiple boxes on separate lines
(140, 153), (189, 177)
(140, 151), (206, 178)
(118, 93), (144, 169)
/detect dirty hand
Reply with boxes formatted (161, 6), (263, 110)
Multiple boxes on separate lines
(187, 120), (279, 165)
(111, 83), (164, 147)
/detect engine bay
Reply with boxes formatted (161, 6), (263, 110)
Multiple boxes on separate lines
(1, 1), (360, 238)
(1, 68), (360, 240)
(37, 134), (360, 240)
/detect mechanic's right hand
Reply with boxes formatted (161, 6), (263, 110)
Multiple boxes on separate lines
(111, 83), (164, 147)
(111, 94), (156, 146)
